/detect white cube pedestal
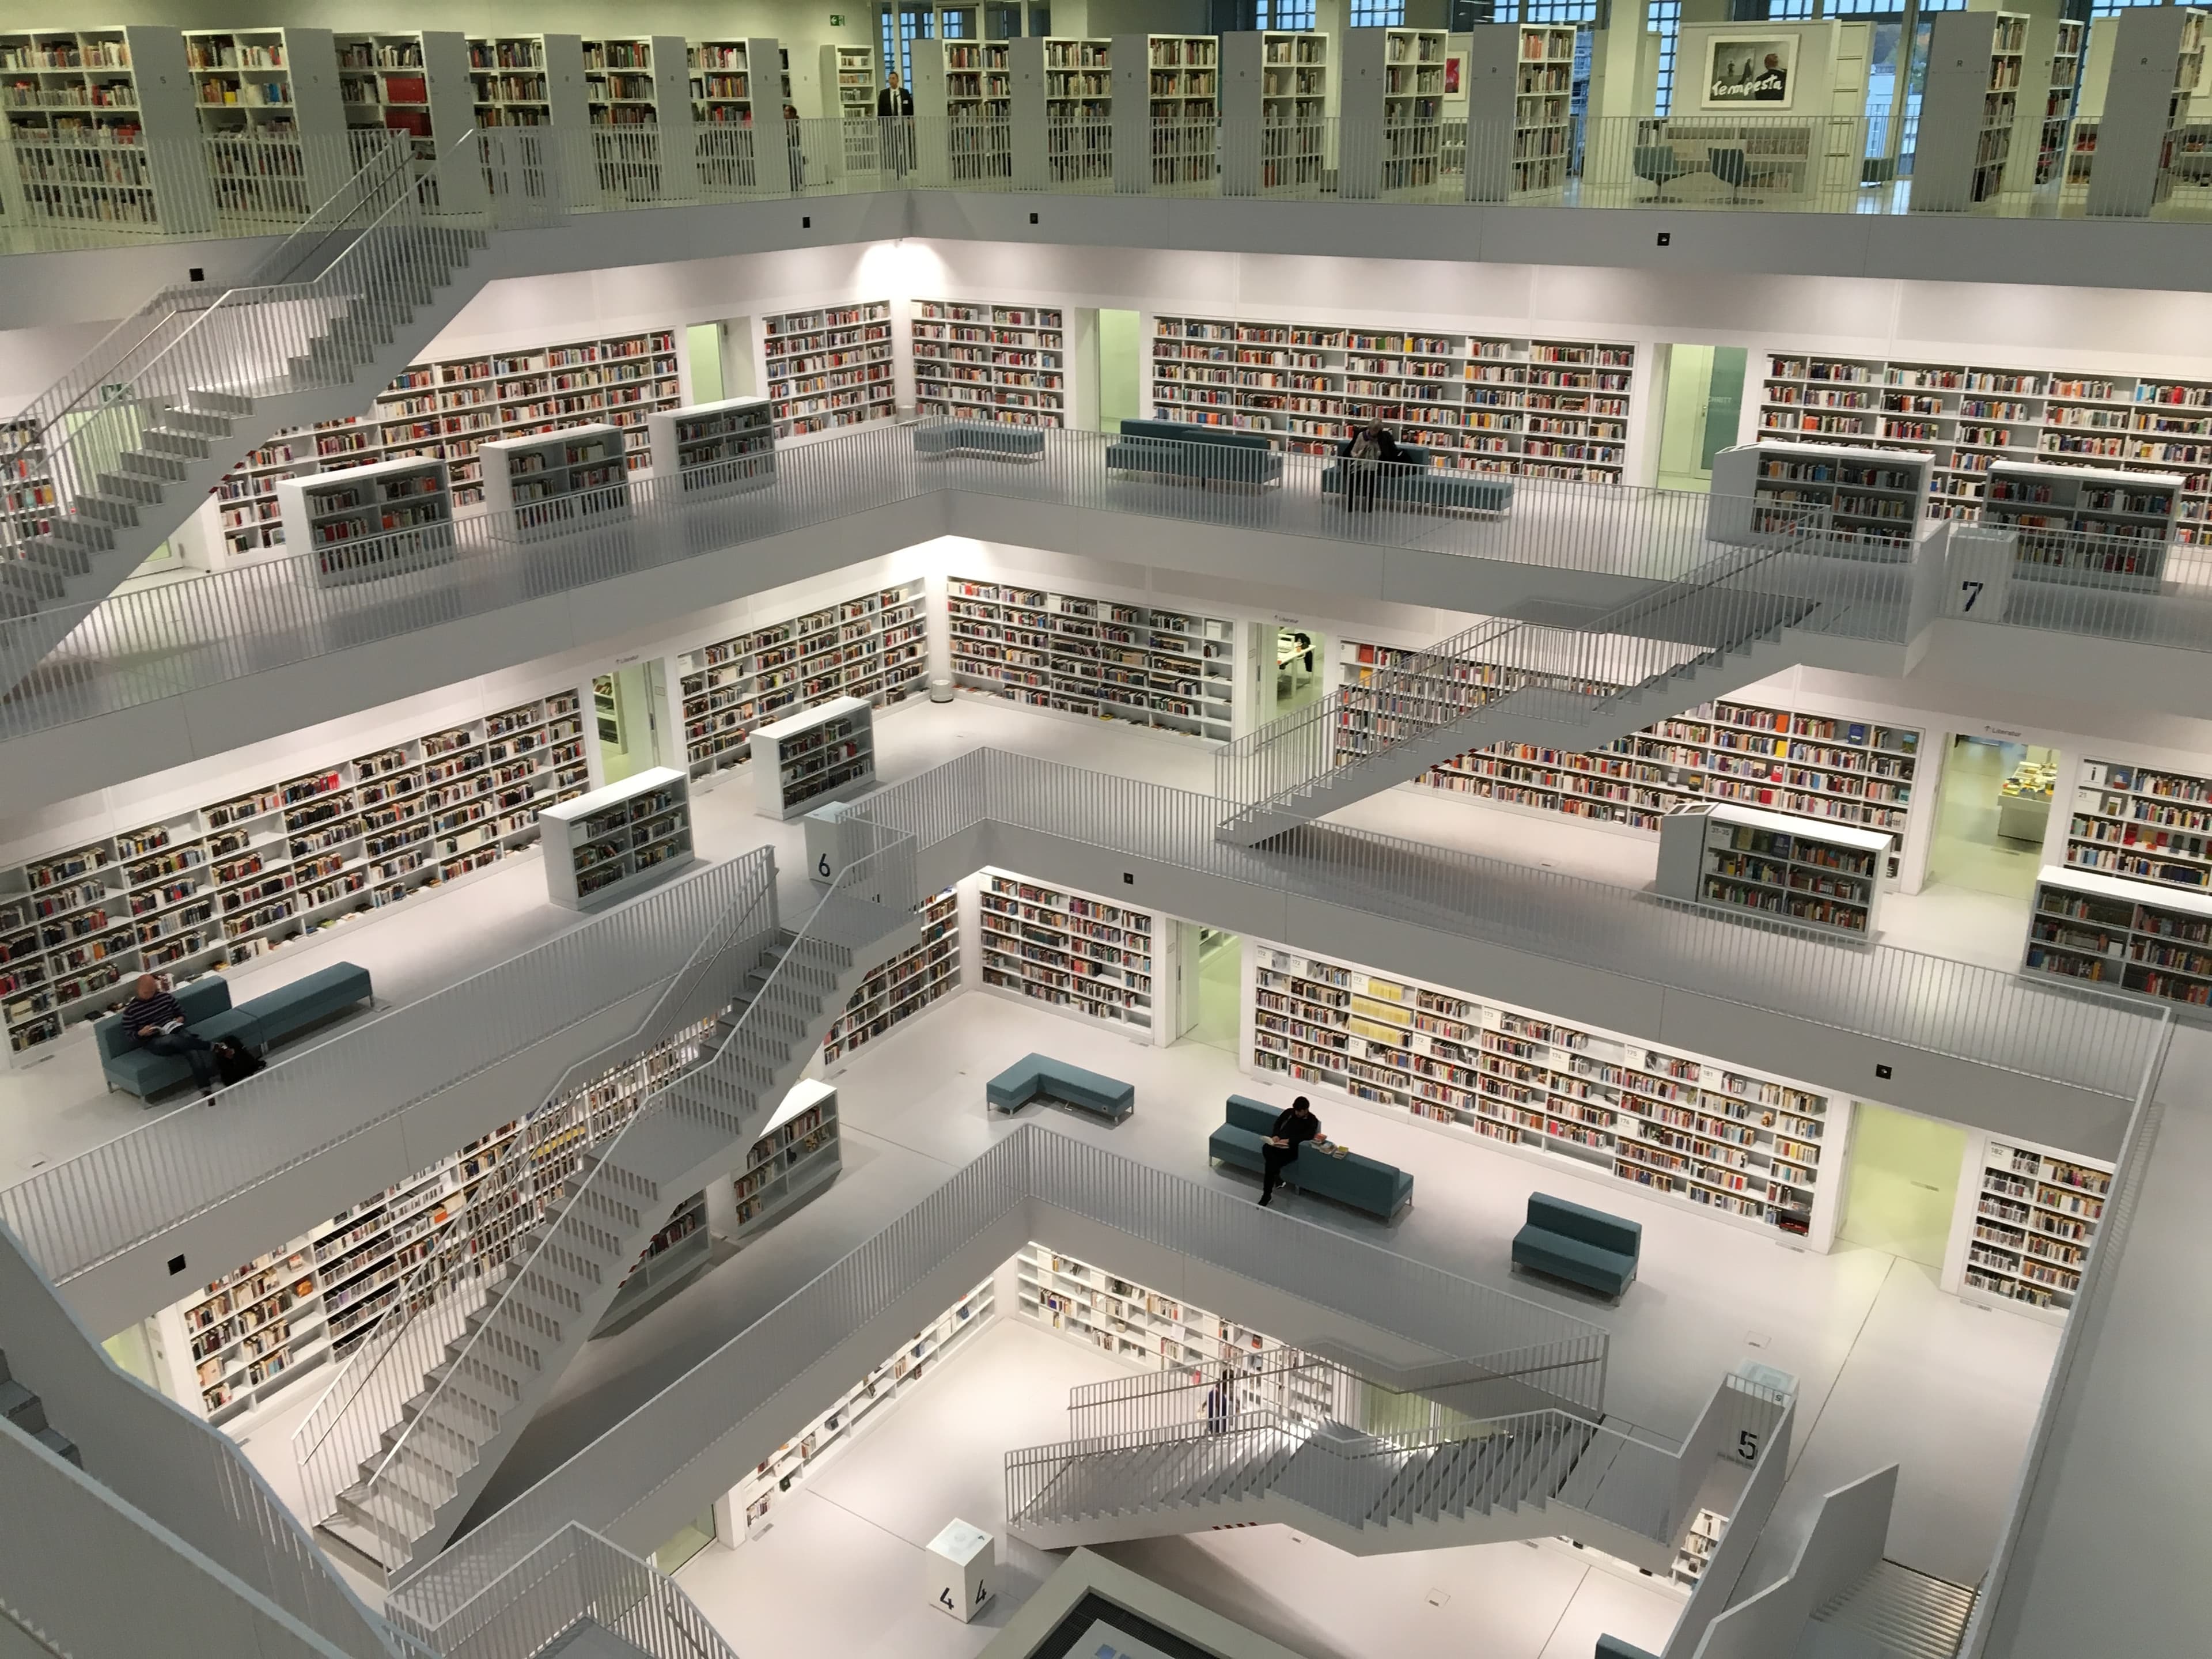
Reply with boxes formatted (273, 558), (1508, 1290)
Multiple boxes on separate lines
(924, 1519), (994, 1622)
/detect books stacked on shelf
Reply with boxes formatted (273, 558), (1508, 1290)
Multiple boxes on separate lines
(947, 576), (1236, 740)
(688, 39), (758, 126)
(1656, 803), (1888, 940)
(979, 873), (1153, 1033)
(760, 300), (895, 438)
(1251, 943), (1842, 1245)
(2, 416), (55, 547)
(1139, 34), (1217, 184)
(1962, 1136), (2111, 1320)
(1708, 441), (1933, 558)
(339, 33), (453, 168)
(1510, 24), (1577, 196)
(911, 299), (1067, 426)
(730, 1276), (992, 1540)
(1017, 1245), (1332, 1418)
(1, 27), (199, 226)
(1911, 11), (2026, 212)
(821, 888), (959, 1065)
(2024, 863), (2212, 1010)
(584, 37), (658, 126)
(1150, 312), (1634, 481)
(1757, 350), (2212, 541)
(750, 695), (876, 820)
(729, 1080), (842, 1240)
(1, 691), (585, 1059)
(598, 1190), (709, 1332)
(918, 39), (1012, 181)
(1674, 1509), (1728, 1587)
(676, 579), (927, 783)
(182, 28), (345, 204)
(1339, 27), (1446, 195)
(2034, 21), (2085, 185)
(540, 767), (695, 911)
(1980, 459), (2181, 589)
(173, 1245), (323, 1423)
(823, 41), (874, 122)
(646, 395), (775, 498)
(1021, 36), (1111, 184)
(1336, 637), (1921, 865)
(483, 423), (632, 540)
(1219, 31), (1325, 192)
(274, 454), (455, 587)
(2063, 757), (2212, 892)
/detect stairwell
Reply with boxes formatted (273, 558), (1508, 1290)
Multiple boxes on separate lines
(1802, 1559), (1978, 1659)
(312, 873), (919, 1585)
(0, 1349), (79, 1471)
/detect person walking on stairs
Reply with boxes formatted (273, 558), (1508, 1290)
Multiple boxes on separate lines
(1259, 1096), (1320, 1206)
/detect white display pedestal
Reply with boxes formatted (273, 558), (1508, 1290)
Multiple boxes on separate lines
(1944, 525), (2018, 620)
(803, 800), (855, 887)
(923, 1519), (995, 1621)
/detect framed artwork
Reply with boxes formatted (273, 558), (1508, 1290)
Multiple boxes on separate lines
(1445, 54), (1461, 95)
(1700, 35), (1797, 110)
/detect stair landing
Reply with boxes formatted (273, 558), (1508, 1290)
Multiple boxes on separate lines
(1804, 1559), (1977, 1659)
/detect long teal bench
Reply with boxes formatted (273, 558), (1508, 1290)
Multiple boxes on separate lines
(1595, 1637), (1661, 1659)
(96, 961), (374, 1099)
(1104, 418), (1283, 488)
(986, 1052), (1134, 1122)
(1512, 1192), (1642, 1300)
(914, 420), (1046, 461)
(1322, 458), (1515, 517)
(1208, 1094), (1412, 1221)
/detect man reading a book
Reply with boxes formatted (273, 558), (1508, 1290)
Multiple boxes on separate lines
(1259, 1096), (1320, 1206)
(120, 974), (216, 1099)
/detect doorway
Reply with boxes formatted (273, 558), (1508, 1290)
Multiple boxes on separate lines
(686, 321), (724, 403)
(1187, 927), (1240, 1054)
(1655, 343), (1748, 494)
(1839, 1102), (1966, 1268)
(1096, 308), (1141, 431)
(1252, 623), (1326, 727)
(593, 662), (670, 785)
(1927, 734), (2056, 900)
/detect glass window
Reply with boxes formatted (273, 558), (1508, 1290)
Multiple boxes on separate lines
(1649, 0), (1683, 115)
(1266, 0), (1319, 29)
(1349, 0), (1407, 26)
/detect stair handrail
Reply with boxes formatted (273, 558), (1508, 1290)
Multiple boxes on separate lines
(351, 822), (920, 1563)
(291, 844), (782, 1531)
(1214, 527), (1821, 814)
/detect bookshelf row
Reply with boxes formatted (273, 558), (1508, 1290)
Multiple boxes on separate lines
(948, 575), (1237, 741)
(2022, 864), (2212, 1013)
(1151, 311), (1637, 482)
(2063, 755), (2212, 892)
(760, 300), (895, 440)
(1251, 941), (1844, 1247)
(675, 578), (927, 785)
(911, 297), (1067, 427)
(729, 1080), (842, 1244)
(1960, 1135), (2112, 1320)
(979, 873), (1156, 1036)
(1335, 637), (1922, 866)
(1, 689), (587, 1057)
(820, 888), (960, 1066)
(752, 696), (876, 820)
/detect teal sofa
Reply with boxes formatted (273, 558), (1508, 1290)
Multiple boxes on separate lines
(986, 1052), (1134, 1122)
(1104, 418), (1283, 488)
(1512, 1193), (1642, 1300)
(96, 961), (374, 1099)
(1595, 1638), (1661, 1659)
(915, 420), (1045, 461)
(1209, 1094), (1413, 1221)
(1322, 457), (1514, 517)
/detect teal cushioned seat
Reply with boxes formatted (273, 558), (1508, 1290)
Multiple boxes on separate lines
(1512, 1192), (1642, 1298)
(986, 1052), (1134, 1120)
(915, 421), (1045, 460)
(1207, 1093), (1412, 1220)
(94, 977), (233, 1098)
(234, 961), (373, 1048)
(1104, 418), (1284, 487)
(1321, 459), (1514, 515)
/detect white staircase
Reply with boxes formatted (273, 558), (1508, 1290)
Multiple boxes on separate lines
(1214, 547), (1824, 847)
(1801, 1560), (1978, 1659)
(0, 134), (494, 687)
(308, 839), (921, 1584)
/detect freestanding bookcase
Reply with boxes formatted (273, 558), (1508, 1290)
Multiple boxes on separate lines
(1982, 459), (2181, 590)
(539, 765), (695, 910)
(1338, 26), (1446, 199)
(275, 454), (455, 588)
(2085, 6), (2207, 217)
(1656, 802), (1888, 940)
(483, 423), (632, 540)
(1911, 11), (2028, 213)
(1219, 31), (1326, 196)
(646, 395), (775, 498)
(750, 695), (877, 820)
(1460, 23), (1576, 203)
(1709, 441), (1934, 558)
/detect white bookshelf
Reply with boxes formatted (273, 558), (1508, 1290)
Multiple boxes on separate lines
(1756, 349), (2212, 544)
(275, 454), (454, 588)
(1675, 1509), (1728, 1587)
(1709, 441), (1933, 558)
(2023, 863), (2212, 1012)
(1219, 31), (1326, 195)
(341, 32), (480, 210)
(760, 300), (895, 439)
(483, 423), (632, 540)
(978, 873), (1154, 1035)
(725, 1276), (992, 1541)
(1009, 36), (1111, 187)
(1959, 1134), (2112, 1320)
(646, 394), (775, 498)
(676, 579), (926, 785)
(1656, 802), (1888, 941)
(1251, 942), (1845, 1247)
(821, 41), (875, 122)
(2032, 20), (2086, 185)
(1461, 23), (1575, 202)
(1339, 26), (1446, 198)
(1335, 639), (1923, 865)
(688, 38), (763, 153)
(1982, 459), (2181, 589)
(0, 26), (209, 230)
(1150, 311), (1634, 482)
(161, 1238), (327, 1426)
(750, 695), (876, 821)
(183, 26), (350, 211)
(1, 690), (586, 1060)
(463, 33), (589, 131)
(2084, 6), (2207, 217)
(911, 39), (1010, 183)
(539, 766), (694, 911)
(1911, 10), (2027, 214)
(911, 299), (1066, 427)
(584, 35), (695, 197)
(729, 1079), (842, 1244)
(820, 888), (959, 1066)
(1112, 33), (1216, 190)
(2063, 756), (2212, 896)
(946, 576), (1237, 741)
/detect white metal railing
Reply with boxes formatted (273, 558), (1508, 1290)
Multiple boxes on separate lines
(0, 846), (778, 1289)
(384, 1522), (738, 1659)
(386, 1120), (1609, 1626)
(291, 843), (785, 1533)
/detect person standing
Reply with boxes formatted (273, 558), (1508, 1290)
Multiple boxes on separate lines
(118, 974), (215, 1099)
(1203, 1369), (1234, 1434)
(1259, 1096), (1321, 1206)
(878, 69), (915, 177)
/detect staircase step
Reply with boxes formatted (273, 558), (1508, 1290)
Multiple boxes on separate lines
(92, 472), (163, 504)
(1812, 1560), (1977, 1659)
(315, 1513), (408, 1580)
(0, 561), (70, 601)
(34, 1426), (82, 1468)
(116, 449), (190, 482)
(156, 407), (233, 438)
(138, 428), (213, 459)
(335, 1481), (436, 1548)
(183, 389), (252, 416)
(68, 493), (140, 527)
(0, 1378), (46, 1433)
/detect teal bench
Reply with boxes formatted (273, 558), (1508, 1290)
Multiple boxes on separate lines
(1512, 1193), (1642, 1300)
(1322, 457), (1515, 517)
(915, 420), (1046, 461)
(1595, 1638), (1660, 1659)
(1105, 418), (1283, 488)
(96, 961), (374, 1099)
(986, 1052), (1134, 1122)
(1209, 1094), (1413, 1221)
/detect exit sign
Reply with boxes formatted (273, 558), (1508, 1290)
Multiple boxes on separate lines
(830, 13), (846, 23)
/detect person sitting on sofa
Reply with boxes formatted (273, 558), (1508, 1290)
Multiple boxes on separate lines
(1259, 1096), (1321, 1207)
(118, 974), (215, 1099)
